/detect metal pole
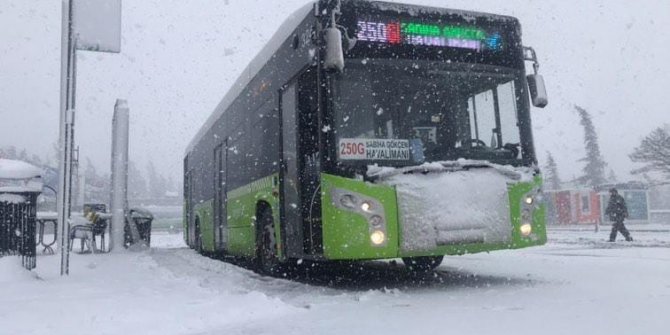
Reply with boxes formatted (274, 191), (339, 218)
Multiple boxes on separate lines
(110, 99), (129, 252)
(58, 0), (75, 275)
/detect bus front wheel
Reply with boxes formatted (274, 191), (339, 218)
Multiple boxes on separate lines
(256, 207), (280, 275)
(402, 256), (443, 272)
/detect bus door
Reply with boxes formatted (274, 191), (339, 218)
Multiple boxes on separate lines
(279, 82), (304, 258)
(214, 142), (228, 250)
(297, 68), (321, 255)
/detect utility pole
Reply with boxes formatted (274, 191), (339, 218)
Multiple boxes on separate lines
(57, 0), (122, 275)
(57, 0), (76, 276)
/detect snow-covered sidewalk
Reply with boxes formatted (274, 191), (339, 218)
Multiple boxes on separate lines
(0, 234), (297, 335)
(1, 229), (669, 335)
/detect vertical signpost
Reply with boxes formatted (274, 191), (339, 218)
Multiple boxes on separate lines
(110, 100), (129, 253)
(57, 0), (121, 275)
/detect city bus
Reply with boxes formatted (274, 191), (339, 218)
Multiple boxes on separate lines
(183, 0), (549, 273)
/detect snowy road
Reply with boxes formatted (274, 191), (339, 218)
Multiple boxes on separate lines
(2, 227), (669, 335)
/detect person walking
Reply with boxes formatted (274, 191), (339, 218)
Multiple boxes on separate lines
(605, 188), (633, 242)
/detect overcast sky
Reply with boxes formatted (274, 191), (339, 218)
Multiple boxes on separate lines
(1, 0), (669, 183)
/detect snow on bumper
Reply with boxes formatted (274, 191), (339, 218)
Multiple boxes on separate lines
(381, 168), (515, 252)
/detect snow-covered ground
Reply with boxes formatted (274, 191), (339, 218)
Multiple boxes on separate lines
(1, 226), (669, 335)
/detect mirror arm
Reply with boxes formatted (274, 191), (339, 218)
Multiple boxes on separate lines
(326, 0), (342, 27)
(523, 46), (540, 75)
(336, 24), (358, 51)
(322, 0), (346, 72)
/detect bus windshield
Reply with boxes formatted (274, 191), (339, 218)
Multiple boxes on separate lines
(333, 59), (525, 167)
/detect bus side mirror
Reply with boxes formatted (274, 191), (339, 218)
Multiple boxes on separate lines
(527, 74), (548, 108)
(324, 27), (345, 72)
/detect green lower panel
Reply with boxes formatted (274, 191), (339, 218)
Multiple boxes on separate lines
(227, 226), (256, 257)
(225, 174), (280, 258)
(183, 202), (188, 245)
(507, 175), (547, 249)
(194, 200), (215, 252)
(321, 174), (399, 260)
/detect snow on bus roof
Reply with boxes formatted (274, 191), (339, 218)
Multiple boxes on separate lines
(185, 2), (316, 155)
(0, 159), (42, 180)
(368, 0), (519, 23)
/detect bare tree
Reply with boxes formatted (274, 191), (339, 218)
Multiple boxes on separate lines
(575, 105), (607, 187)
(544, 151), (562, 190)
(630, 125), (670, 180)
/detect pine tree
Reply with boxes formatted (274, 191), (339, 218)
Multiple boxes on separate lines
(147, 161), (167, 199)
(544, 151), (562, 190)
(575, 105), (607, 187)
(607, 169), (618, 184)
(630, 125), (670, 180)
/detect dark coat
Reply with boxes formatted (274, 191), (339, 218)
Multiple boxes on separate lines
(605, 193), (628, 222)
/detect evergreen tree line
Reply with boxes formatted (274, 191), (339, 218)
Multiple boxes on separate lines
(544, 105), (670, 190)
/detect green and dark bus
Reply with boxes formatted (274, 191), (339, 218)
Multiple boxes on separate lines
(184, 0), (549, 273)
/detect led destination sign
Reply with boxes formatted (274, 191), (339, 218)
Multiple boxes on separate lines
(357, 19), (502, 52)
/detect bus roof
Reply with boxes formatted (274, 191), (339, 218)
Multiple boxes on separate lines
(185, 2), (315, 155)
(359, 0), (518, 24)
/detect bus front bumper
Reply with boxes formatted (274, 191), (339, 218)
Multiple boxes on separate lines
(320, 173), (546, 261)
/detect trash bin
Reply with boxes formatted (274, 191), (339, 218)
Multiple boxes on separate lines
(124, 208), (153, 248)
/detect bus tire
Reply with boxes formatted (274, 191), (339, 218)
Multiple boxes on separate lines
(402, 256), (443, 272)
(256, 206), (280, 275)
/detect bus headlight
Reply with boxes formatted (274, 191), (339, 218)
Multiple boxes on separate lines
(524, 196), (534, 205)
(370, 230), (385, 245)
(331, 188), (387, 247)
(520, 187), (542, 238)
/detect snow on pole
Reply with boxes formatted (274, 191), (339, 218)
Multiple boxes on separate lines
(109, 99), (129, 253)
(58, 0), (76, 276)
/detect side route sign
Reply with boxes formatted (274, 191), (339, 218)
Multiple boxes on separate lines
(338, 138), (411, 161)
(73, 0), (122, 53)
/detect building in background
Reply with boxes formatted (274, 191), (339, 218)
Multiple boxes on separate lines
(546, 182), (651, 225)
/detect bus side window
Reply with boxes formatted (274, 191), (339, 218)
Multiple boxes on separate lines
(496, 81), (521, 145)
(467, 89), (496, 146)
(255, 107), (280, 172)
